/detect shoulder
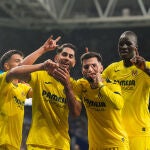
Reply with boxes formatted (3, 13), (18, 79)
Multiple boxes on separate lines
(31, 70), (50, 80)
(77, 78), (89, 85)
(146, 61), (150, 67)
(18, 82), (31, 90)
(0, 71), (6, 77)
(105, 78), (118, 84)
(104, 78), (121, 90)
(31, 70), (47, 76)
(0, 72), (8, 83)
(105, 61), (122, 69)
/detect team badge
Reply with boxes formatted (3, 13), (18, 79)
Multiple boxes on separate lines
(132, 70), (138, 76)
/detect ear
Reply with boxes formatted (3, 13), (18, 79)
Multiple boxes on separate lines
(4, 62), (10, 71)
(99, 63), (103, 73)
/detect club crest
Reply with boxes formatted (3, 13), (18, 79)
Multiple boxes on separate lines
(132, 70), (138, 76)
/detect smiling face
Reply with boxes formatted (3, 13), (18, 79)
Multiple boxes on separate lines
(4, 54), (23, 71)
(82, 57), (103, 83)
(118, 32), (138, 60)
(55, 47), (76, 71)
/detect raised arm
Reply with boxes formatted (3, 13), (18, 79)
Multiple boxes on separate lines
(89, 67), (124, 110)
(20, 35), (61, 65)
(130, 47), (150, 76)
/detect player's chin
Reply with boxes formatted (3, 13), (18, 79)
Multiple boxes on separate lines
(60, 64), (70, 70)
(84, 76), (94, 83)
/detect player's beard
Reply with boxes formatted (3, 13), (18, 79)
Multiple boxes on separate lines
(84, 75), (94, 83)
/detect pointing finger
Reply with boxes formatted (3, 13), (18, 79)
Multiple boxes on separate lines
(55, 36), (61, 42)
(85, 47), (89, 53)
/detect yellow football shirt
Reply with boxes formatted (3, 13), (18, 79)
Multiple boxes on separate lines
(0, 72), (31, 149)
(102, 61), (150, 137)
(75, 78), (129, 149)
(26, 71), (76, 149)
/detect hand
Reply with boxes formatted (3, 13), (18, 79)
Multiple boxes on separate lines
(43, 59), (59, 75)
(85, 47), (89, 53)
(87, 65), (103, 88)
(53, 67), (71, 87)
(42, 35), (61, 52)
(130, 47), (146, 71)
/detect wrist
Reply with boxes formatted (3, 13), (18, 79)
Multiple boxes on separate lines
(41, 62), (46, 70)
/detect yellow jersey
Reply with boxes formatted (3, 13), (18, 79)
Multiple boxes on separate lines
(102, 60), (150, 137)
(26, 71), (76, 149)
(75, 78), (129, 149)
(0, 72), (31, 149)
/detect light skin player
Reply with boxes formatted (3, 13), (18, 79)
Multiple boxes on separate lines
(0, 50), (32, 150)
(102, 31), (150, 150)
(53, 51), (129, 150)
(7, 38), (81, 149)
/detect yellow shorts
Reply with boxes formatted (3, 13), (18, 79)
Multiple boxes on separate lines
(89, 145), (129, 150)
(129, 136), (150, 150)
(27, 145), (66, 150)
(0, 144), (18, 150)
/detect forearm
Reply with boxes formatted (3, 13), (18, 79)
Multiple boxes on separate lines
(64, 83), (82, 118)
(6, 63), (44, 82)
(98, 82), (124, 109)
(20, 47), (46, 65)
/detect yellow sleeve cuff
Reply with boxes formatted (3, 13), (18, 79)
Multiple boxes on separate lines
(98, 82), (104, 90)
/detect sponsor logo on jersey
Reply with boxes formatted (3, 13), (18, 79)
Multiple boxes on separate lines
(114, 80), (135, 86)
(42, 90), (67, 104)
(13, 96), (25, 109)
(84, 97), (106, 107)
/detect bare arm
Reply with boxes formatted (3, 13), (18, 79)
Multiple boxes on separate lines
(53, 67), (82, 118)
(20, 35), (61, 65)
(6, 59), (56, 83)
(6, 63), (44, 83)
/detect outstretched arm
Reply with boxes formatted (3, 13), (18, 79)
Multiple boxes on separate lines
(6, 59), (58, 83)
(20, 35), (61, 65)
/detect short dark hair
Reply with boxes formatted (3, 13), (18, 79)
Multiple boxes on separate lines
(120, 31), (138, 47)
(56, 43), (77, 54)
(80, 52), (102, 65)
(0, 50), (24, 71)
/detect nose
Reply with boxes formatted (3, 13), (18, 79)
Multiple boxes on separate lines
(87, 65), (93, 72)
(122, 44), (128, 49)
(63, 56), (70, 62)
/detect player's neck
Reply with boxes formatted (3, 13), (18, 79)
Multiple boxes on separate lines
(12, 79), (19, 86)
(123, 59), (133, 67)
